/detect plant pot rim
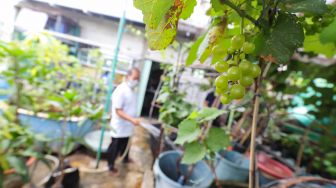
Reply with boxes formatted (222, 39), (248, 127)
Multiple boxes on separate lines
(216, 151), (250, 171)
(18, 108), (87, 122)
(4, 157), (36, 175)
(154, 150), (214, 187)
(257, 152), (293, 179)
(34, 155), (60, 187)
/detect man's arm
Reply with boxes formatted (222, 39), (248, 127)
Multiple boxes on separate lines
(115, 108), (140, 126)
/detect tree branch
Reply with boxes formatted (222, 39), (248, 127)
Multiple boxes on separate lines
(220, 0), (259, 26)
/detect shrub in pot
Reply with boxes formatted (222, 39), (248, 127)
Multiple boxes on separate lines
(153, 108), (230, 187)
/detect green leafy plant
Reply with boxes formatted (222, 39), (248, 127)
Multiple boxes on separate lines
(174, 107), (229, 186)
(0, 117), (46, 188)
(156, 65), (194, 128)
(0, 33), (105, 186)
(175, 108), (230, 164)
(0, 41), (47, 188)
(263, 59), (336, 178)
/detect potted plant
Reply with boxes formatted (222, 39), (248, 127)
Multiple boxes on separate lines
(154, 107), (230, 187)
(154, 65), (194, 155)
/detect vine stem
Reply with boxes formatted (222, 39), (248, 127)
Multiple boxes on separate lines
(209, 160), (222, 188)
(220, 0), (258, 26)
(240, 17), (244, 35)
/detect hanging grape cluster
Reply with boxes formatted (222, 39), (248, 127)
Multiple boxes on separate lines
(213, 35), (261, 104)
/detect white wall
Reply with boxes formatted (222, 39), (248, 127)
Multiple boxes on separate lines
(0, 0), (21, 41)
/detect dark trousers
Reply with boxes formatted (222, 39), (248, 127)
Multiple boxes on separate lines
(107, 137), (129, 170)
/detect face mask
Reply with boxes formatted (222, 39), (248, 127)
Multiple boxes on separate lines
(128, 80), (139, 89)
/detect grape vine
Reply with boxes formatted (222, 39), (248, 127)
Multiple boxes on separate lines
(134, 0), (336, 187)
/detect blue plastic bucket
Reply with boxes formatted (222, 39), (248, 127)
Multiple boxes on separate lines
(153, 150), (214, 188)
(215, 150), (250, 182)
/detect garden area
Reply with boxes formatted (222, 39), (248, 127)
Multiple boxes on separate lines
(0, 0), (336, 188)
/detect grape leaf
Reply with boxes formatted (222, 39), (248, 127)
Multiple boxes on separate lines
(180, 0), (197, 20)
(186, 35), (205, 66)
(189, 107), (226, 122)
(134, 0), (174, 29)
(281, 0), (327, 15)
(6, 156), (28, 181)
(254, 13), (304, 64)
(145, 0), (184, 50)
(210, 0), (227, 13)
(304, 34), (336, 58)
(175, 119), (201, 145)
(181, 141), (206, 164)
(205, 128), (230, 152)
(320, 18), (336, 44)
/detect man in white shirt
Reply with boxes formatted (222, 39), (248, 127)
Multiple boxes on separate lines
(107, 68), (140, 175)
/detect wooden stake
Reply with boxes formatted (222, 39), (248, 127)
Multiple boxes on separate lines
(248, 89), (260, 188)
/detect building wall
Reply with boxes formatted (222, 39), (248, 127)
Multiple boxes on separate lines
(0, 0), (21, 41)
(15, 1), (213, 112)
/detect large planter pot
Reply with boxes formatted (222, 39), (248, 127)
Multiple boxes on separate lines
(30, 155), (60, 187)
(18, 112), (94, 152)
(215, 150), (250, 182)
(153, 150), (214, 188)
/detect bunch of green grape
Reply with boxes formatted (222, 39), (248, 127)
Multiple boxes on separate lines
(213, 35), (261, 104)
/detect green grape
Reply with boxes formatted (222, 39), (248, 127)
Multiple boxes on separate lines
(215, 75), (228, 89)
(227, 66), (241, 81)
(227, 47), (235, 54)
(215, 61), (229, 72)
(220, 94), (231, 104)
(230, 84), (245, 99)
(242, 42), (255, 54)
(216, 86), (227, 95)
(249, 64), (261, 78)
(240, 76), (254, 87)
(238, 59), (252, 73)
(239, 53), (245, 59)
(231, 35), (245, 50)
(227, 59), (236, 65)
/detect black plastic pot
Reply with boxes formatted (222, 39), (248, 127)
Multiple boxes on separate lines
(45, 166), (80, 188)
